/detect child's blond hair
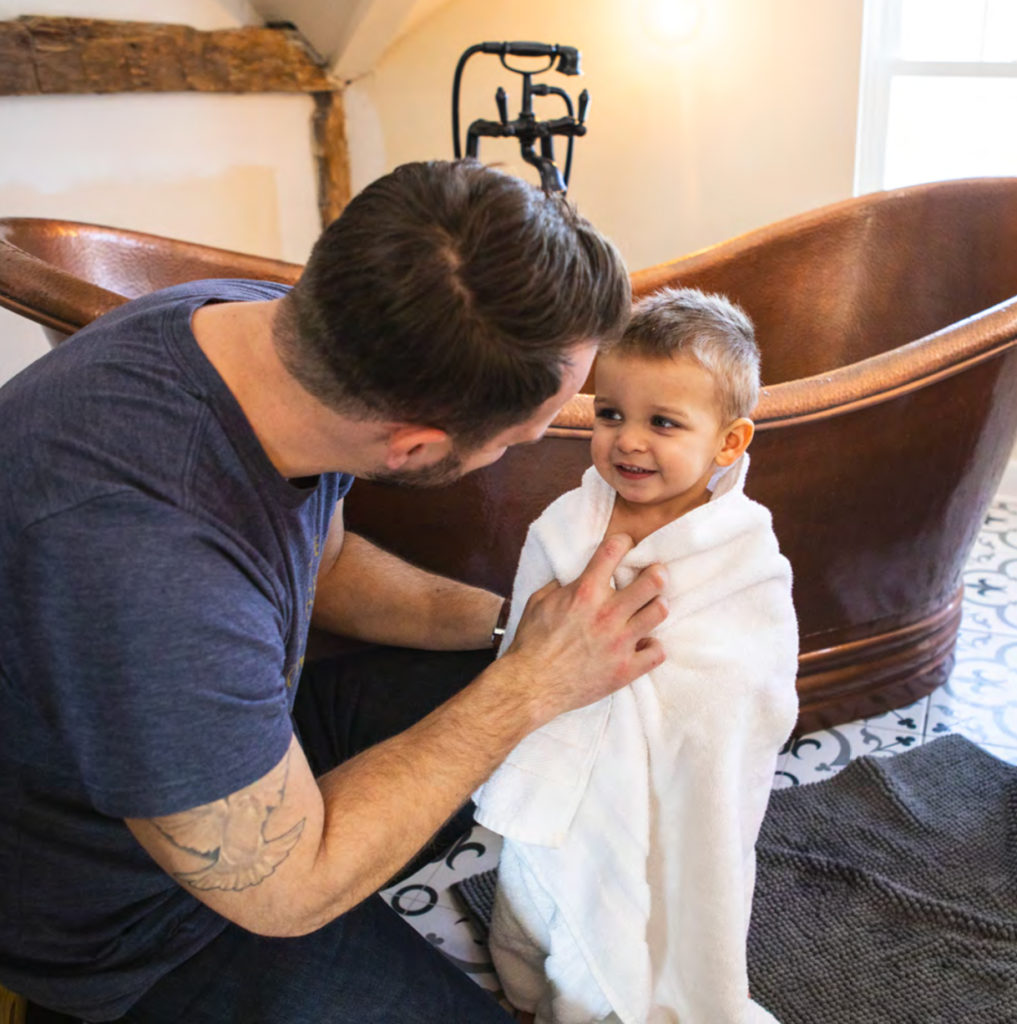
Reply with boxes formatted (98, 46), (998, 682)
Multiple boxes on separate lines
(616, 287), (759, 422)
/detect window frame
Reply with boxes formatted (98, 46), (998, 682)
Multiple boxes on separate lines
(854, 0), (1017, 194)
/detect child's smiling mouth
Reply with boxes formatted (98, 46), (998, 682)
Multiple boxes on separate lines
(616, 463), (656, 479)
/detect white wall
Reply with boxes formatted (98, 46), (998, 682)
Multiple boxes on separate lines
(345, 0), (864, 273)
(0, 0), (322, 383)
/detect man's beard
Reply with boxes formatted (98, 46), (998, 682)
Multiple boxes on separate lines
(362, 449), (466, 489)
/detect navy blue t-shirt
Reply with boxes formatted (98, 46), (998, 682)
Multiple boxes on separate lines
(0, 281), (352, 1019)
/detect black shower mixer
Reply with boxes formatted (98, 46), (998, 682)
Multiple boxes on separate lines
(451, 41), (589, 194)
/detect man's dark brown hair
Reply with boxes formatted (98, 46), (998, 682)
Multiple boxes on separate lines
(275, 159), (630, 446)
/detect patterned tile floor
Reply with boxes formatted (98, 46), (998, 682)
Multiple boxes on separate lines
(380, 497), (1017, 1006)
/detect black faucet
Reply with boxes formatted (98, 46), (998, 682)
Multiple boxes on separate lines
(451, 41), (589, 195)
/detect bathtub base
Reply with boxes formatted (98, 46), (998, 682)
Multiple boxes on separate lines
(795, 588), (963, 734)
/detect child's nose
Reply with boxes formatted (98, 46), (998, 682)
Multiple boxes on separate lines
(616, 425), (648, 452)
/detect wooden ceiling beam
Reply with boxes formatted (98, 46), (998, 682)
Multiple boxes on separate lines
(0, 16), (334, 95)
(0, 16), (350, 224)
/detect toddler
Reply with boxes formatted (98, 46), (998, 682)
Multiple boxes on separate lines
(475, 287), (799, 1024)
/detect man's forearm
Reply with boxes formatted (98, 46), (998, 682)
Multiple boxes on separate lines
(311, 530), (504, 650)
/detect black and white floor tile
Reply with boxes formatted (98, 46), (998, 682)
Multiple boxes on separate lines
(380, 497), (1017, 1000)
(380, 824), (504, 998)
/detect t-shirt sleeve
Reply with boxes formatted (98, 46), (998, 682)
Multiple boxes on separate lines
(14, 493), (295, 819)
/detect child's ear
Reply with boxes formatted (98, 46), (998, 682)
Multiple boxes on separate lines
(715, 418), (754, 467)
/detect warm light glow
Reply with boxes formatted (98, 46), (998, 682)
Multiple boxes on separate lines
(642, 0), (702, 43)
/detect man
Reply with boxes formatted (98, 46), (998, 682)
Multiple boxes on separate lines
(0, 160), (666, 1022)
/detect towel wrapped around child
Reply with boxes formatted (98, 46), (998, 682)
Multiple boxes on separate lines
(474, 454), (798, 1024)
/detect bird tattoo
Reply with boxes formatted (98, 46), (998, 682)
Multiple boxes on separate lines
(152, 752), (305, 892)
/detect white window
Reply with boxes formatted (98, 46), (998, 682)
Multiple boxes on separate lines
(855, 0), (1017, 194)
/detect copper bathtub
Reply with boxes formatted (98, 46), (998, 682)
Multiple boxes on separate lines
(3, 176), (1017, 731)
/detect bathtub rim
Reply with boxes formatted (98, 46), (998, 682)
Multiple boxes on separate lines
(630, 176), (1017, 295)
(0, 217), (303, 336)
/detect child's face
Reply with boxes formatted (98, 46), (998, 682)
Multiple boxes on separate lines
(592, 351), (734, 519)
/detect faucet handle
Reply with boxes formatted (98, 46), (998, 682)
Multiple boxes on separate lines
(577, 89), (590, 125)
(495, 86), (509, 126)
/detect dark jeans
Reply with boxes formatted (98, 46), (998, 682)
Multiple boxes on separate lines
(122, 646), (511, 1024)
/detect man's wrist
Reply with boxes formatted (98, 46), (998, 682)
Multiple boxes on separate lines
(472, 649), (548, 740)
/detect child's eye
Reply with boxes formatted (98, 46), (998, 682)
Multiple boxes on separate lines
(595, 407), (622, 422)
(652, 415), (680, 429)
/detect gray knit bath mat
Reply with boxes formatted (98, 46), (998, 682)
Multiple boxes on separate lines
(747, 734), (1017, 1023)
(459, 736), (1017, 1023)
(451, 866), (497, 940)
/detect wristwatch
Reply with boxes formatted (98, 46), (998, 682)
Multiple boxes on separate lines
(490, 597), (511, 651)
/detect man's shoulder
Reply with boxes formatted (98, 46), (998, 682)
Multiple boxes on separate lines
(0, 279), (293, 529)
(137, 278), (292, 309)
(103, 278), (291, 316)
(61, 278), (290, 348)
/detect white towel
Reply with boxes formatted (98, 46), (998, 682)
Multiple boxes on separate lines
(474, 454), (799, 1024)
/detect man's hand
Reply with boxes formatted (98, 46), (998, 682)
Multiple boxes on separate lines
(497, 533), (668, 726)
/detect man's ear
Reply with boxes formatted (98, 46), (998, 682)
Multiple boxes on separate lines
(715, 417), (754, 467)
(382, 424), (454, 470)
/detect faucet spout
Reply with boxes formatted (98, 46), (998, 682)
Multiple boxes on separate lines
(521, 148), (566, 194)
